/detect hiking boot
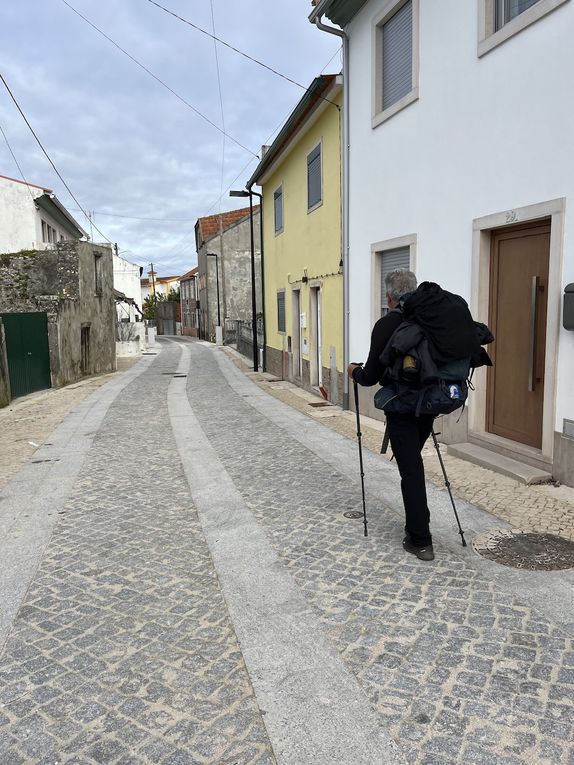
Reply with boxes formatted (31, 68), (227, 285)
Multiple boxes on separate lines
(403, 536), (435, 561)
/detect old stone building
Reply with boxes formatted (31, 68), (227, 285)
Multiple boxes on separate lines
(0, 241), (116, 403)
(195, 207), (261, 342)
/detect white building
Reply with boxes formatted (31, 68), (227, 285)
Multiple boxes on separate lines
(140, 270), (180, 304)
(113, 253), (142, 322)
(0, 174), (86, 251)
(310, 0), (574, 486)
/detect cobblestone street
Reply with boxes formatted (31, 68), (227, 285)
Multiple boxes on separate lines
(1, 338), (573, 764)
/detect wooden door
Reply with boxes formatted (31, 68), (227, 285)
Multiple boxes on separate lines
(487, 222), (550, 448)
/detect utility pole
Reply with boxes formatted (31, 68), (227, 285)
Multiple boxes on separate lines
(149, 263), (156, 297)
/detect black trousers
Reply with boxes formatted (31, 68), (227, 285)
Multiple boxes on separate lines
(386, 412), (435, 548)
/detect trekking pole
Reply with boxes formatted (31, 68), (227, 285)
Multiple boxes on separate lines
(353, 378), (368, 537)
(431, 428), (467, 547)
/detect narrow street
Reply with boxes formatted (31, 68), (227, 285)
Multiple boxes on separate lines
(1, 337), (573, 765)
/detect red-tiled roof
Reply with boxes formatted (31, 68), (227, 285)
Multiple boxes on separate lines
(197, 206), (259, 246)
(0, 174), (51, 192)
(180, 266), (198, 280)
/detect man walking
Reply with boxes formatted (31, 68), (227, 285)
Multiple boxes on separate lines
(348, 270), (435, 561)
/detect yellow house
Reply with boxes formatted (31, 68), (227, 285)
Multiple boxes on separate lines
(248, 75), (343, 403)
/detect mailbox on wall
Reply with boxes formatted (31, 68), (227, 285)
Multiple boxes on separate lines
(564, 284), (574, 330)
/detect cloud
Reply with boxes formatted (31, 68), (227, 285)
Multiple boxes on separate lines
(0, 0), (340, 274)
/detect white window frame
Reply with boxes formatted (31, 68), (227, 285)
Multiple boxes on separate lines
(478, 0), (570, 57)
(372, 0), (420, 129)
(274, 184), (284, 235)
(371, 233), (417, 327)
(307, 141), (323, 213)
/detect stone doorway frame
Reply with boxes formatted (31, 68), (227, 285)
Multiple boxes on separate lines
(470, 197), (565, 462)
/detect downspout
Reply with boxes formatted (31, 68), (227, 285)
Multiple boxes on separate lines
(313, 15), (350, 410)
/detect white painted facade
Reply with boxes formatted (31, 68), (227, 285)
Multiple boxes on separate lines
(140, 276), (180, 304)
(0, 175), (85, 252)
(113, 253), (142, 321)
(332, 0), (574, 480)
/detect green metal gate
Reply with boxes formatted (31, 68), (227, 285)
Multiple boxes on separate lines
(0, 312), (51, 399)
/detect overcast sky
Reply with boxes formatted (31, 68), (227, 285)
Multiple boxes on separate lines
(0, 0), (341, 276)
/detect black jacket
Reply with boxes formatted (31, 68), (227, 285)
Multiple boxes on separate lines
(353, 283), (493, 387)
(402, 281), (481, 364)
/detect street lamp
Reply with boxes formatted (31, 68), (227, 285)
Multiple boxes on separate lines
(230, 188), (263, 372)
(206, 252), (221, 341)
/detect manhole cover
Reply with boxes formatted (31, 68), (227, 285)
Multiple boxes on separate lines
(343, 511), (364, 519)
(472, 528), (574, 570)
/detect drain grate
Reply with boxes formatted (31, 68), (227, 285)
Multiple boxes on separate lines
(473, 528), (574, 570)
(343, 511), (364, 520)
(309, 401), (331, 408)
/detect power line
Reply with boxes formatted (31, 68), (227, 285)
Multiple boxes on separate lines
(0, 119), (36, 202)
(0, 72), (112, 244)
(69, 208), (194, 222)
(210, 0), (226, 236)
(146, 0), (341, 109)
(60, 0), (258, 159)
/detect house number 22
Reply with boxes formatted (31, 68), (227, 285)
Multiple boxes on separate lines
(506, 210), (518, 223)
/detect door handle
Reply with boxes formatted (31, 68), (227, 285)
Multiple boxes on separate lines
(528, 276), (539, 392)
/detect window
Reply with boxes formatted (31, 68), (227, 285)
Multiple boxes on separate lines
(478, 0), (569, 56)
(380, 246), (410, 316)
(495, 0), (540, 28)
(373, 0), (419, 127)
(94, 253), (103, 296)
(41, 219), (58, 244)
(277, 291), (286, 333)
(274, 185), (283, 234)
(307, 144), (322, 211)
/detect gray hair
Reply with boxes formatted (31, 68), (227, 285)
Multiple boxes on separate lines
(385, 269), (417, 303)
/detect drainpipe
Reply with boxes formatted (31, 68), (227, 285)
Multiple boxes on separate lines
(312, 14), (350, 410)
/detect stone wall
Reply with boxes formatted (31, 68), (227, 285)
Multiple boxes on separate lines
(198, 210), (261, 341)
(265, 345), (284, 379)
(0, 242), (115, 388)
(265, 345), (344, 406)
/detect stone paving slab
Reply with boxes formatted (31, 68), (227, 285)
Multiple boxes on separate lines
(2, 338), (573, 765)
(186, 341), (574, 765)
(168, 341), (401, 765)
(0, 344), (275, 765)
(222, 348), (574, 543)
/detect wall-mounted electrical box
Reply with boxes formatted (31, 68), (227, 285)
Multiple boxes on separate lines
(564, 284), (574, 330)
(300, 312), (307, 329)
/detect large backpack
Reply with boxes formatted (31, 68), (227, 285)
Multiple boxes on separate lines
(374, 357), (471, 417)
(373, 282), (492, 417)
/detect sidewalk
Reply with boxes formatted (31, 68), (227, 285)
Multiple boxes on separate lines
(222, 346), (574, 543)
(0, 338), (572, 765)
(0, 357), (138, 492)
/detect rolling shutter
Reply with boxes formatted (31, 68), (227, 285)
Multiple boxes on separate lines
(274, 187), (283, 233)
(307, 145), (322, 209)
(277, 292), (286, 332)
(380, 246), (410, 315)
(382, 1), (413, 112)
